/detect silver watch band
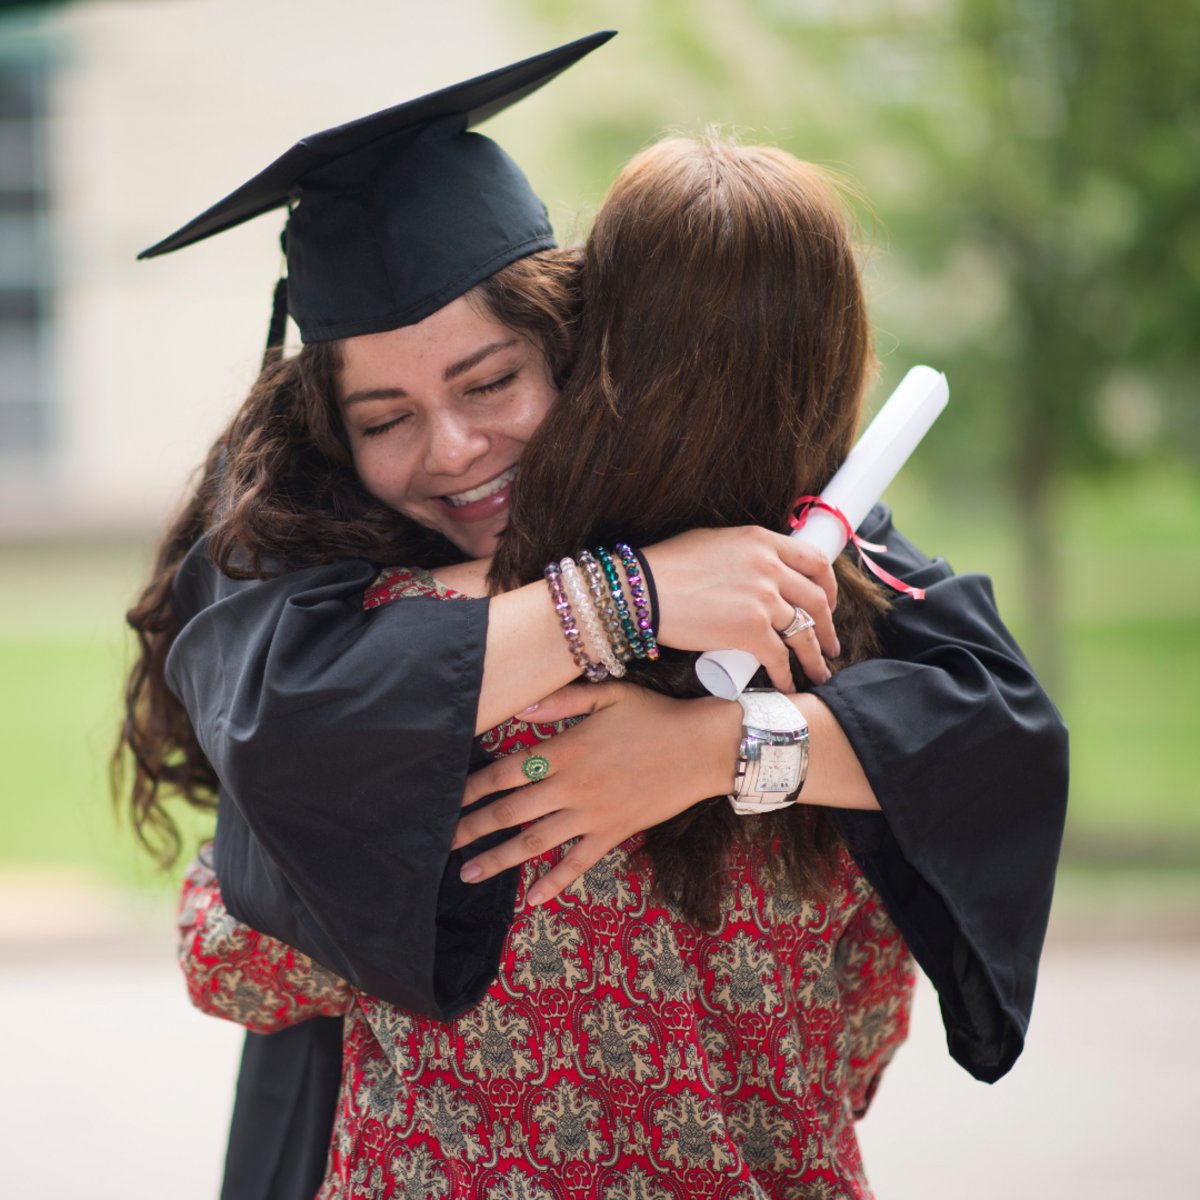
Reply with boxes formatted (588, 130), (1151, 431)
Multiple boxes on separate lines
(728, 689), (810, 815)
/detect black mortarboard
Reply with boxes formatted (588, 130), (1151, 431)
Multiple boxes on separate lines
(139, 31), (614, 345)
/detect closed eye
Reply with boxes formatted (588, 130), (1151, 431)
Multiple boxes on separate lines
(470, 371), (518, 397)
(361, 414), (412, 438)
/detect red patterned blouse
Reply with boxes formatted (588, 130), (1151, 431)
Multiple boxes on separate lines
(178, 567), (914, 1200)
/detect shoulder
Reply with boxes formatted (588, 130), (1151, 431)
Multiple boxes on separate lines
(363, 566), (464, 608)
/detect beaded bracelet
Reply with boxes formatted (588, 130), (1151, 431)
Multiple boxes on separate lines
(617, 543), (660, 661)
(632, 548), (660, 638)
(560, 556), (624, 678)
(578, 550), (634, 664)
(595, 546), (646, 660)
(544, 560), (608, 683)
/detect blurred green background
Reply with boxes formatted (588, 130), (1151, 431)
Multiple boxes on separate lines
(1, 0), (1197, 911)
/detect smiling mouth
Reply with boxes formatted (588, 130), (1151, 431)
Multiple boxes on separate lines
(442, 465), (518, 508)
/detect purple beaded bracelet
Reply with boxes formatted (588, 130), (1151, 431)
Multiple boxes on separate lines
(616, 542), (660, 661)
(544, 560), (608, 683)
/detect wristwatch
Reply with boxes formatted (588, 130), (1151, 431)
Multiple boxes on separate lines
(728, 688), (810, 815)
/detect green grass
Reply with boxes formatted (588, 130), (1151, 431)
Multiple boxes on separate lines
(886, 460), (1200, 856)
(1, 463), (1197, 888)
(1063, 615), (1200, 837)
(0, 539), (213, 892)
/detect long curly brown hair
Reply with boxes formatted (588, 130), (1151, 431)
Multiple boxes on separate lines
(491, 136), (889, 927)
(115, 249), (583, 865)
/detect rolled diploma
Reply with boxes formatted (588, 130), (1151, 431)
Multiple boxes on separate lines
(694, 365), (949, 700)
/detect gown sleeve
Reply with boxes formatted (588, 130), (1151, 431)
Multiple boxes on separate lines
(166, 535), (519, 1021)
(817, 505), (1069, 1083)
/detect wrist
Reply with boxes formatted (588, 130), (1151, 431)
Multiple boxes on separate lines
(727, 688), (810, 813)
(695, 696), (746, 797)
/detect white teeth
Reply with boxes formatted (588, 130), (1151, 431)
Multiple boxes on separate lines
(443, 465), (517, 507)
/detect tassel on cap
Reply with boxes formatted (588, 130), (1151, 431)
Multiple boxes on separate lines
(262, 275), (289, 370)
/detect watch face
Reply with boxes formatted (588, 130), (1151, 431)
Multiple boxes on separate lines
(756, 736), (801, 793)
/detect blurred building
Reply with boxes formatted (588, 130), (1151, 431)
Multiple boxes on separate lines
(0, 0), (589, 537)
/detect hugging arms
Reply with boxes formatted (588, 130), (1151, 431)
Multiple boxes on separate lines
(169, 500), (1066, 1083)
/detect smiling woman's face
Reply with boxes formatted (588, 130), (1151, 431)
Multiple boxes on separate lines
(337, 295), (558, 559)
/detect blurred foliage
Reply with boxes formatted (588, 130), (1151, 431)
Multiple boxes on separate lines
(524, 0), (1200, 679)
(529, 0), (1199, 469)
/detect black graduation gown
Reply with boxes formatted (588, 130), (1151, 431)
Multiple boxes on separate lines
(166, 505), (1067, 1196)
(820, 510), (1069, 1083)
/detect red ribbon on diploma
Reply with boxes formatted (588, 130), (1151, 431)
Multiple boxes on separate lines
(789, 496), (926, 601)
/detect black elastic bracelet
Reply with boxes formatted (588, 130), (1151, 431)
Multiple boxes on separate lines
(633, 548), (660, 638)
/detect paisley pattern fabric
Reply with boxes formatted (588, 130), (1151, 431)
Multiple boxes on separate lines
(180, 567), (915, 1199)
(177, 853), (352, 1033)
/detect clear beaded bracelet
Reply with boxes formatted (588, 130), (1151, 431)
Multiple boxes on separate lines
(578, 549), (634, 664)
(544, 560), (607, 683)
(560, 556), (625, 678)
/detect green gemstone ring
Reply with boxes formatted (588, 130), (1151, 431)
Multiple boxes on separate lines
(522, 753), (550, 782)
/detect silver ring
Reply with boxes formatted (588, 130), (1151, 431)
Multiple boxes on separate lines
(777, 607), (816, 639)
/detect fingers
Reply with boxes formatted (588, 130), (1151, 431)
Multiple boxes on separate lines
(779, 589), (838, 660)
(462, 682), (623, 813)
(461, 750), (541, 811)
(459, 811), (613, 907)
(457, 747), (564, 832)
(775, 601), (831, 685)
(775, 579), (838, 659)
(757, 531), (839, 660)
(523, 835), (610, 906)
(758, 619), (802, 692)
(513, 682), (607, 726)
(457, 806), (583, 886)
(774, 535), (839, 613)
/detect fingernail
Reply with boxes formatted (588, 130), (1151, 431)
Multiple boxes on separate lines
(518, 703), (540, 715)
(527, 888), (544, 906)
(833, 639), (842, 658)
(460, 863), (483, 883)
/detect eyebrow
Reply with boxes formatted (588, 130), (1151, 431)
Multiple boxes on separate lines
(443, 338), (519, 382)
(342, 338), (520, 408)
(341, 387), (405, 408)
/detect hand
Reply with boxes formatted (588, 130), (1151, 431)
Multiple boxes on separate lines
(641, 526), (839, 689)
(452, 683), (742, 907)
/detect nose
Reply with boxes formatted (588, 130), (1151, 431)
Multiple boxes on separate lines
(422, 409), (490, 479)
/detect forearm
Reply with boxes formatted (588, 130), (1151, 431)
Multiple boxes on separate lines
(476, 522), (847, 733)
(476, 580), (580, 734)
(691, 691), (881, 812)
(792, 694), (880, 811)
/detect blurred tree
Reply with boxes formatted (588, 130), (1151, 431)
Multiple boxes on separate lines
(0, 0), (78, 13)
(525, 0), (1200, 684)
(925, 0), (1200, 680)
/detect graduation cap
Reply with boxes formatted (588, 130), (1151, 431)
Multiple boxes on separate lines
(139, 30), (615, 348)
